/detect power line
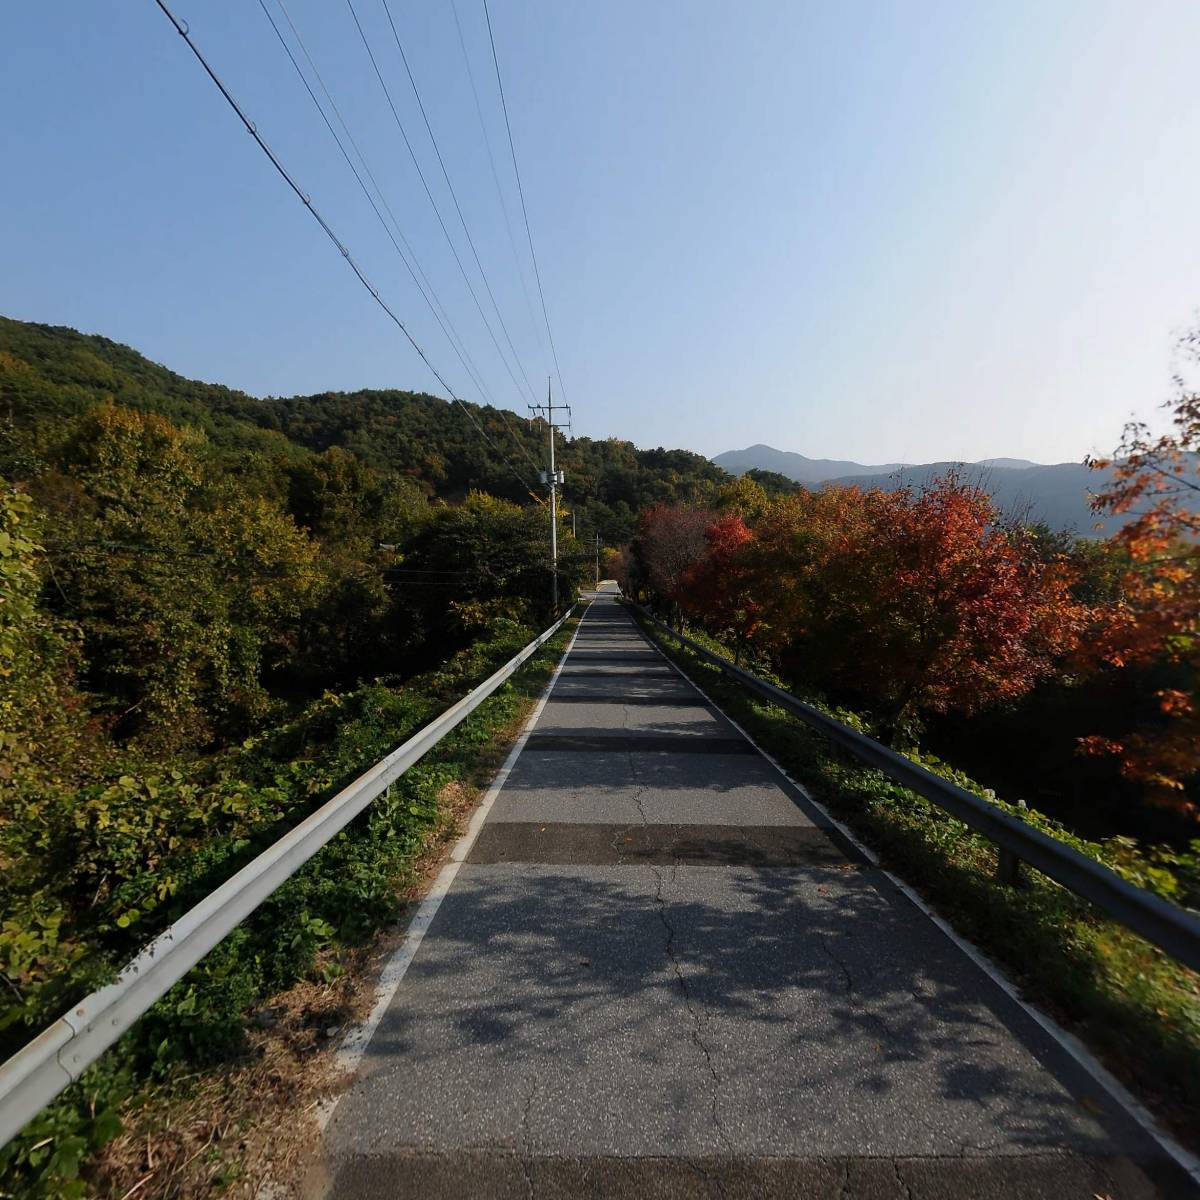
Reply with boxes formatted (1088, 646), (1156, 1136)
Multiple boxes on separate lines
(343, 0), (535, 419)
(46, 539), (486, 588)
(380, 0), (539, 413)
(255, 0), (492, 415)
(152, 0), (539, 501)
(43, 538), (349, 584)
(449, 0), (545, 365)
(45, 537), (463, 570)
(378, 0), (542, 471)
(270, 0), (543, 484)
(482, 0), (570, 406)
(380, 565), (476, 579)
(264, 0), (501, 418)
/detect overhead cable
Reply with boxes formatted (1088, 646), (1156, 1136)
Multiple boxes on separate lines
(344, 0), (536, 416)
(481, 0), (570, 405)
(264, 0), (500, 415)
(449, 0), (545, 363)
(380, 0), (539, 412)
(152, 0), (539, 500)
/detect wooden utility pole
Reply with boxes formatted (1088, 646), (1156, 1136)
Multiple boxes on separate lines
(530, 379), (570, 610)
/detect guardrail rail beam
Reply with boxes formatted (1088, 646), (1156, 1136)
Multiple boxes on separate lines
(0, 607), (576, 1149)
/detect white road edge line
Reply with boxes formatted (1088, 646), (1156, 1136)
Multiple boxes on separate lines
(309, 602), (593, 1135)
(637, 611), (1200, 1188)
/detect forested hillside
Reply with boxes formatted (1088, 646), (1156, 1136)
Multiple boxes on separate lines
(619, 454), (1200, 847)
(0, 316), (723, 544)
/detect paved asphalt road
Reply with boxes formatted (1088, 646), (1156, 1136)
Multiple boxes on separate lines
(310, 592), (1195, 1199)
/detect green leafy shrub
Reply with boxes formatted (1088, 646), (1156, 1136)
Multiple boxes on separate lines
(0, 615), (573, 1198)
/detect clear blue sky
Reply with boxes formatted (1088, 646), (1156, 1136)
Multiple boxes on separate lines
(3, 1), (1198, 465)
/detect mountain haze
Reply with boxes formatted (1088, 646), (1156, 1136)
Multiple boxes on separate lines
(713, 444), (1193, 535)
(978, 457), (1040, 470)
(712, 444), (909, 483)
(822, 461), (1113, 534)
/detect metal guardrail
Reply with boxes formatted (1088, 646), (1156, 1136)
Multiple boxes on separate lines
(630, 603), (1200, 976)
(0, 607), (576, 1149)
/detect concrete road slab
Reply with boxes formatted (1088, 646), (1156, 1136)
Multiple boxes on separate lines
(318, 1150), (1184, 1200)
(489, 750), (826, 828)
(468, 822), (850, 867)
(525, 734), (753, 754)
(536, 699), (732, 738)
(549, 678), (701, 701)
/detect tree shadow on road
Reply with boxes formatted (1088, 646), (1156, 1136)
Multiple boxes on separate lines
(347, 863), (1151, 1161)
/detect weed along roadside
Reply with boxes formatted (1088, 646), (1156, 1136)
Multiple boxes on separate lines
(628, 606), (1200, 1153)
(0, 614), (579, 1200)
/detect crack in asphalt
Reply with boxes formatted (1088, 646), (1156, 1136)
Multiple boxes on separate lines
(608, 823), (639, 859)
(519, 1079), (537, 1200)
(626, 749), (732, 1183)
(628, 749), (652, 833)
(835, 1158), (852, 1200)
(892, 1158), (916, 1200)
(815, 932), (953, 1156)
(817, 932), (855, 999)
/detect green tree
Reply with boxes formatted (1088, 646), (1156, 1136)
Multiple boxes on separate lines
(42, 406), (321, 750)
(0, 482), (96, 790)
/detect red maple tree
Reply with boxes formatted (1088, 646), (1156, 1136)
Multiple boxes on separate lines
(633, 504), (716, 622)
(816, 475), (1084, 738)
(680, 513), (761, 660)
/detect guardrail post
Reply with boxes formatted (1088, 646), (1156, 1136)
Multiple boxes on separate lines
(996, 846), (1023, 888)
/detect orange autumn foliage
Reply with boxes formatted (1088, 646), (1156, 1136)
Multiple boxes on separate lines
(1082, 332), (1200, 807)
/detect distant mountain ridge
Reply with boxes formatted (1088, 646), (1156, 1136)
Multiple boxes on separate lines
(2, 316), (1187, 540)
(712, 444), (910, 483)
(712, 444), (1173, 535)
(713, 444), (1043, 483)
(824, 460), (1115, 534)
(977, 457), (1041, 470)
